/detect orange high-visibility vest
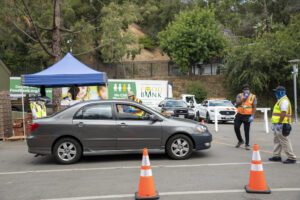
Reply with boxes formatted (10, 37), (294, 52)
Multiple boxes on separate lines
(237, 93), (256, 115)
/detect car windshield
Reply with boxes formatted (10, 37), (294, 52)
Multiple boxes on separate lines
(165, 101), (188, 108)
(209, 100), (233, 107)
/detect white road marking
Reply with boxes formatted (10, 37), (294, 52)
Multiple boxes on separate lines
(0, 161), (292, 175)
(41, 188), (300, 200)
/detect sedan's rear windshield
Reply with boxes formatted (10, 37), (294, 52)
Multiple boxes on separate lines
(209, 100), (233, 107)
(166, 101), (188, 108)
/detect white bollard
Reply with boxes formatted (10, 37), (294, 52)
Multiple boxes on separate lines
(215, 107), (218, 132)
(256, 108), (271, 134)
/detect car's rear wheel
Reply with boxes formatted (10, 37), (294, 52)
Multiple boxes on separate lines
(53, 138), (82, 164)
(166, 134), (193, 160)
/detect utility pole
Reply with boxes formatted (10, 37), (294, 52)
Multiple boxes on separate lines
(289, 59), (299, 123)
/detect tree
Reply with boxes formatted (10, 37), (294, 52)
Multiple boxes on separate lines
(158, 7), (227, 74)
(99, 2), (141, 63)
(225, 14), (300, 104)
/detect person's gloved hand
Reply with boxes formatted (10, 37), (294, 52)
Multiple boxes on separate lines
(248, 115), (254, 123)
(243, 94), (249, 102)
(275, 123), (282, 131)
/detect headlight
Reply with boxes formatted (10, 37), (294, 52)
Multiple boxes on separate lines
(164, 110), (174, 115)
(210, 109), (215, 112)
(196, 124), (207, 133)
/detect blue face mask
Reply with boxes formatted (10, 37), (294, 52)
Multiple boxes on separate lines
(275, 90), (286, 99)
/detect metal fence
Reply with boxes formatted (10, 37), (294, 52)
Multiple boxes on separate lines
(11, 60), (224, 78)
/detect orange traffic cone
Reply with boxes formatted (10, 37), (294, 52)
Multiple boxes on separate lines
(245, 144), (271, 194)
(135, 148), (159, 200)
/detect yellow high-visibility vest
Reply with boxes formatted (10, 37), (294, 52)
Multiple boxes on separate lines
(271, 96), (292, 124)
(30, 102), (47, 119)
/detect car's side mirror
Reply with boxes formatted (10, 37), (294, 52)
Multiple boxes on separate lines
(158, 104), (162, 107)
(149, 114), (161, 122)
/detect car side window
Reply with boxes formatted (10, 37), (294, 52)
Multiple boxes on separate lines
(116, 104), (151, 120)
(75, 104), (112, 120)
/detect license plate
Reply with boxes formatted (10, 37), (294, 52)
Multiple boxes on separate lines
(179, 115), (185, 118)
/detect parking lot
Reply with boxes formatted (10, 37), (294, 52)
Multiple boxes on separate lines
(0, 122), (299, 200)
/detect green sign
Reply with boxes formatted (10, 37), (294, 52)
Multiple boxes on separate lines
(108, 81), (136, 99)
(10, 77), (52, 98)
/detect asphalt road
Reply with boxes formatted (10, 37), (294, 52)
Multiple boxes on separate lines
(0, 122), (299, 200)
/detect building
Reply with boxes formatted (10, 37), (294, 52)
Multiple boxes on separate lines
(0, 59), (13, 139)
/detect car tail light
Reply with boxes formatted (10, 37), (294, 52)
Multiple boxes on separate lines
(30, 123), (39, 132)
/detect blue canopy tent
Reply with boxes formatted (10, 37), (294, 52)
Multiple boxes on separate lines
(22, 53), (107, 87)
(20, 53), (108, 137)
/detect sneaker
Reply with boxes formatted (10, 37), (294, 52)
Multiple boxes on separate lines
(235, 141), (244, 148)
(282, 159), (296, 164)
(268, 157), (282, 162)
(245, 145), (251, 150)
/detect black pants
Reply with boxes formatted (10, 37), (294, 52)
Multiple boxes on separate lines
(234, 113), (251, 146)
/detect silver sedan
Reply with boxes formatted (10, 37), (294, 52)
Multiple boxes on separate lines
(27, 100), (212, 164)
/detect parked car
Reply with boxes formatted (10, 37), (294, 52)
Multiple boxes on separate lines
(27, 100), (212, 164)
(198, 99), (237, 123)
(158, 99), (195, 119)
(180, 94), (202, 120)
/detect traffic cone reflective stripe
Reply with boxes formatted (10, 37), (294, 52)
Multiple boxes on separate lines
(135, 148), (159, 200)
(245, 144), (271, 194)
(252, 150), (261, 161)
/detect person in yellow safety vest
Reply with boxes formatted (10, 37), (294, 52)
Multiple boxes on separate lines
(30, 101), (47, 119)
(234, 84), (257, 150)
(128, 91), (142, 104)
(127, 91), (143, 116)
(269, 86), (297, 164)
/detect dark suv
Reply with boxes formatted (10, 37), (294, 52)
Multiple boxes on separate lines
(27, 100), (212, 164)
(158, 99), (195, 119)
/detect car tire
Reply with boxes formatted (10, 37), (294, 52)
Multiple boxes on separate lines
(166, 134), (193, 160)
(53, 137), (82, 164)
(206, 112), (212, 123)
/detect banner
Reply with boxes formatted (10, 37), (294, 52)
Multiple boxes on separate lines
(108, 81), (136, 99)
(61, 86), (108, 105)
(136, 80), (169, 108)
(10, 77), (52, 98)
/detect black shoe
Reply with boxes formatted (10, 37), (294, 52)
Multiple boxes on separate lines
(235, 141), (244, 148)
(245, 145), (251, 150)
(268, 157), (282, 162)
(282, 159), (296, 164)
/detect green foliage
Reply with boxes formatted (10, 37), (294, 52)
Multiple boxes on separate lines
(138, 36), (155, 50)
(100, 2), (141, 63)
(225, 14), (300, 98)
(186, 82), (208, 103)
(158, 7), (227, 73)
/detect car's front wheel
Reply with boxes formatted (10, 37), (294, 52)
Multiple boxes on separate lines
(166, 134), (193, 160)
(53, 138), (82, 164)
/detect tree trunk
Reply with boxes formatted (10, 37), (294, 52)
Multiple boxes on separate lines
(263, 0), (271, 32)
(52, 0), (61, 112)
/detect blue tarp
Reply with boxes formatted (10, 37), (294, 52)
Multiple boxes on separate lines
(22, 53), (107, 87)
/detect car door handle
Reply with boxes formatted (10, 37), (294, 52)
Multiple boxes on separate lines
(78, 122), (84, 128)
(119, 122), (127, 128)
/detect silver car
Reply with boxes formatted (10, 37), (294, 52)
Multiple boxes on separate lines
(27, 100), (212, 164)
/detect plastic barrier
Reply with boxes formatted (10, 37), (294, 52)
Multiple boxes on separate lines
(214, 107), (270, 133)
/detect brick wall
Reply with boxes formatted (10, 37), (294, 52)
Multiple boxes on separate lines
(0, 91), (13, 139)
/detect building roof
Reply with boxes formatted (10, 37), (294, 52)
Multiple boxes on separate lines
(0, 59), (11, 76)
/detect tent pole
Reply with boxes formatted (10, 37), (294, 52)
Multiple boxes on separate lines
(21, 85), (26, 141)
(106, 83), (108, 99)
